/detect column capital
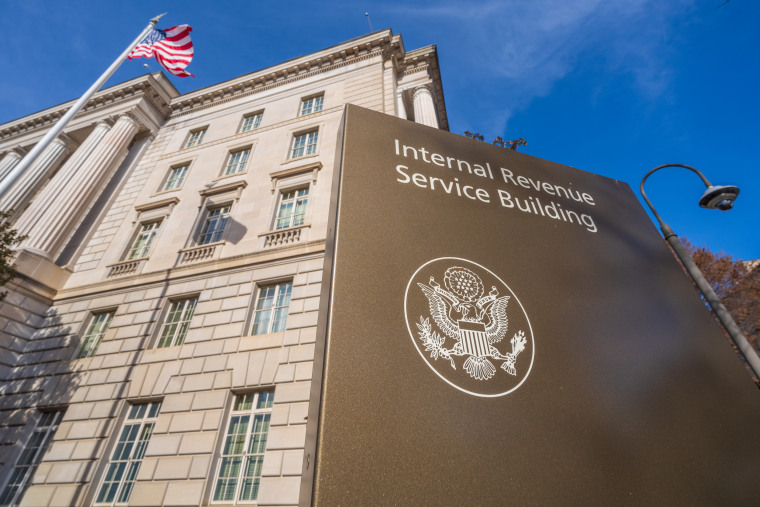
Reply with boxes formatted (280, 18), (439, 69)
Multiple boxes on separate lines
(413, 85), (433, 97)
(11, 146), (28, 157)
(50, 135), (75, 155)
(95, 117), (115, 129)
(114, 112), (142, 131)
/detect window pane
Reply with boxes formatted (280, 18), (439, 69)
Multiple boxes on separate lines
(75, 312), (114, 359)
(224, 149), (250, 176)
(235, 392), (254, 411)
(156, 298), (197, 348)
(213, 392), (274, 503)
(0, 410), (64, 506)
(300, 95), (324, 116)
(252, 283), (292, 335)
(198, 205), (231, 245)
(257, 390), (274, 409)
(291, 131), (317, 158)
(185, 129), (206, 148)
(241, 113), (262, 132)
(96, 402), (160, 505)
(163, 164), (188, 191)
(275, 188), (309, 230)
(126, 221), (161, 260)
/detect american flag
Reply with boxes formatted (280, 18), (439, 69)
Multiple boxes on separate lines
(128, 25), (194, 77)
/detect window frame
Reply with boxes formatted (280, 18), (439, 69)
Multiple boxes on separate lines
(290, 129), (319, 159)
(110, 198), (177, 275)
(240, 111), (263, 133)
(94, 401), (162, 506)
(74, 310), (116, 359)
(155, 296), (198, 348)
(211, 390), (274, 504)
(196, 203), (232, 246)
(250, 281), (293, 336)
(160, 162), (191, 192)
(274, 187), (309, 231)
(180, 181), (247, 261)
(124, 219), (162, 261)
(184, 127), (207, 149)
(299, 93), (324, 116)
(0, 410), (65, 506)
(221, 147), (252, 177)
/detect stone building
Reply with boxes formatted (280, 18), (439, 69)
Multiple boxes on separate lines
(0, 30), (446, 506)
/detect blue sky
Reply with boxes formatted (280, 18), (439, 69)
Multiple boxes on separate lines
(1, 0), (758, 259)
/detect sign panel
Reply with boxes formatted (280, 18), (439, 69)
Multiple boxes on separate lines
(304, 105), (760, 505)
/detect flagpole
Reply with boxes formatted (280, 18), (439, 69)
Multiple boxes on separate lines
(0, 13), (167, 200)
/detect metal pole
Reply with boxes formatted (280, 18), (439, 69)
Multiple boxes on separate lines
(0, 13), (166, 199)
(640, 164), (760, 380)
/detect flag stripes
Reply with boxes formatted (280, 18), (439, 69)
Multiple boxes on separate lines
(128, 25), (194, 78)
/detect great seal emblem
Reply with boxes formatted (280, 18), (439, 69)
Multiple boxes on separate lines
(404, 258), (534, 397)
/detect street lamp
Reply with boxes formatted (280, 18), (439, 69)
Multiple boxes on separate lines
(640, 163), (760, 381)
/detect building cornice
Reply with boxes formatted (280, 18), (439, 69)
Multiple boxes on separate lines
(169, 30), (405, 118)
(0, 74), (179, 143)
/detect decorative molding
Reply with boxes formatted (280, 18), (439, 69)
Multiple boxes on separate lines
(134, 197), (180, 213)
(169, 34), (400, 118)
(0, 79), (173, 142)
(269, 162), (322, 192)
(199, 180), (248, 200)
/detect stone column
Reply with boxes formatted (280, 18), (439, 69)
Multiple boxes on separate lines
(0, 137), (74, 214)
(413, 86), (439, 129)
(0, 148), (26, 182)
(15, 120), (112, 238)
(397, 92), (407, 120)
(21, 114), (140, 258)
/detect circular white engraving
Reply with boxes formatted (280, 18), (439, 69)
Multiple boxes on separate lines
(404, 257), (535, 397)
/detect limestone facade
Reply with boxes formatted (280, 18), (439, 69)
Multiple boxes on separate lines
(0, 31), (446, 506)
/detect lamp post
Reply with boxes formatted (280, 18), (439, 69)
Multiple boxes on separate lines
(640, 163), (760, 380)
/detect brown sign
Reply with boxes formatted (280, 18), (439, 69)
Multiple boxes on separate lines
(301, 105), (760, 505)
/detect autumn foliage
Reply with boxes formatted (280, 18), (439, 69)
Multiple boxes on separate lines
(682, 238), (760, 352)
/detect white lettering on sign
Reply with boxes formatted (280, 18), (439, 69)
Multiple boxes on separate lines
(393, 139), (600, 234)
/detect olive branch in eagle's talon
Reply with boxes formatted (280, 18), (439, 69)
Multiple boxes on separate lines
(417, 316), (456, 369)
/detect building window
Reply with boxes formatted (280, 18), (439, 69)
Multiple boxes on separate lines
(125, 221), (161, 260)
(241, 112), (263, 132)
(291, 130), (318, 159)
(223, 148), (250, 176)
(213, 391), (274, 503)
(156, 298), (197, 348)
(0, 411), (64, 506)
(251, 282), (292, 335)
(162, 163), (189, 191)
(74, 311), (114, 359)
(95, 401), (161, 505)
(184, 128), (206, 148)
(275, 188), (308, 230)
(300, 94), (324, 116)
(198, 205), (231, 245)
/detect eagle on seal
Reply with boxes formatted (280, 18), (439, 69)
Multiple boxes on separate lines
(417, 266), (514, 380)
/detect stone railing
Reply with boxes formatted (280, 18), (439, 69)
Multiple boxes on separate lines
(106, 258), (146, 277)
(179, 242), (223, 264)
(261, 224), (308, 248)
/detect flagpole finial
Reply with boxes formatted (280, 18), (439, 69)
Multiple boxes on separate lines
(150, 12), (167, 25)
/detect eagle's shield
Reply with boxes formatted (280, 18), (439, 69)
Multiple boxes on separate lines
(458, 320), (489, 358)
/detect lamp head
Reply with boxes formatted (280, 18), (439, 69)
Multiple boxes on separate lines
(699, 185), (740, 211)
